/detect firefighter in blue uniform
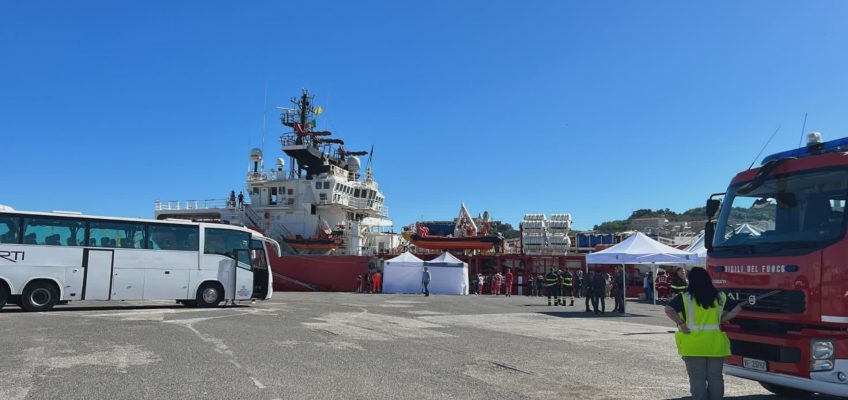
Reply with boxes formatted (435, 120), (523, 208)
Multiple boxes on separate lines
(545, 269), (560, 306)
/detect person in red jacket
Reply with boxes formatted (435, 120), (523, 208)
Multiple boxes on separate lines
(655, 270), (669, 302)
(492, 272), (503, 295)
(371, 271), (382, 294)
(504, 269), (514, 297)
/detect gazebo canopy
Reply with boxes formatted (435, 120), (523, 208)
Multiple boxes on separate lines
(586, 232), (699, 265)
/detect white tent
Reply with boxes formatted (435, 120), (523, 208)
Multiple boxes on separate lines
(586, 232), (699, 265)
(735, 223), (762, 236)
(684, 233), (707, 266)
(586, 232), (699, 310)
(424, 252), (469, 295)
(382, 252), (425, 294)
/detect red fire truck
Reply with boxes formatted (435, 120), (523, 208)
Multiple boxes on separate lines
(705, 132), (848, 397)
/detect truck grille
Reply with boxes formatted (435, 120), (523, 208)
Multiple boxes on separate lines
(730, 339), (801, 363)
(726, 289), (805, 314)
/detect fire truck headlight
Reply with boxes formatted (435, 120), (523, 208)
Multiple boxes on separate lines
(811, 340), (835, 360)
(811, 360), (834, 372)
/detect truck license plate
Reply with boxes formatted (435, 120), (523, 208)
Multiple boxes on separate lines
(743, 358), (767, 371)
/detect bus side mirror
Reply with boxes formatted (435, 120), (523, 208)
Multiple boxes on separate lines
(704, 221), (715, 252)
(706, 199), (721, 219)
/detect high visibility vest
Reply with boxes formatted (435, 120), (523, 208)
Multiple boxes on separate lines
(675, 293), (731, 357)
(545, 273), (558, 287)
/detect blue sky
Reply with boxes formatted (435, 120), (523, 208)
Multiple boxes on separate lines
(2, 1), (848, 230)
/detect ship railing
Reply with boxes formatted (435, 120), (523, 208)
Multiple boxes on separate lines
(154, 199), (243, 211)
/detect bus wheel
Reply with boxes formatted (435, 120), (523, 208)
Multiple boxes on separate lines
(196, 282), (223, 308)
(0, 282), (9, 310)
(759, 382), (813, 398)
(20, 281), (59, 312)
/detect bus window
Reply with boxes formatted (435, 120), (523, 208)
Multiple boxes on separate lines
(204, 228), (250, 258)
(0, 215), (21, 244)
(22, 217), (85, 246)
(148, 224), (199, 251)
(90, 221), (145, 249)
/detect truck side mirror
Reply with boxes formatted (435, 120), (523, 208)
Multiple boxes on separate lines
(704, 221), (715, 252)
(706, 199), (721, 219)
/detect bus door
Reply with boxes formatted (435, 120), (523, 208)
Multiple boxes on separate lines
(83, 249), (113, 300)
(249, 240), (270, 299)
(232, 250), (254, 300)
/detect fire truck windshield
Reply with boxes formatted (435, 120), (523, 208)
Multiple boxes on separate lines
(713, 168), (848, 254)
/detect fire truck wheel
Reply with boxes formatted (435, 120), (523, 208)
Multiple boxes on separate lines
(759, 382), (813, 398)
(0, 281), (8, 310)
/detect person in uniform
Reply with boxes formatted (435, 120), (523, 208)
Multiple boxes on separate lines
(371, 270), (382, 294)
(656, 270), (669, 302)
(504, 269), (514, 297)
(613, 266), (625, 313)
(665, 267), (741, 400)
(560, 270), (574, 306)
(545, 269), (559, 306)
(591, 270), (606, 314)
(584, 270), (595, 312)
(492, 272), (503, 296)
(669, 267), (689, 298)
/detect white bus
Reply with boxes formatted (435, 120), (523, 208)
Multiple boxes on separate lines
(0, 208), (278, 311)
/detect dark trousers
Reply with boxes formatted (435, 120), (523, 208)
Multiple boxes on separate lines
(591, 291), (605, 312)
(585, 292), (593, 311)
(536, 283), (543, 297)
(546, 286), (559, 304)
(614, 289), (624, 312)
(423, 282), (429, 296)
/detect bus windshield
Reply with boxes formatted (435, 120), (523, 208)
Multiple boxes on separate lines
(713, 168), (848, 253)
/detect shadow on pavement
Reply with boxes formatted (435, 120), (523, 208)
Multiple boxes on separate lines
(0, 304), (250, 313)
(538, 311), (650, 318)
(663, 396), (836, 400)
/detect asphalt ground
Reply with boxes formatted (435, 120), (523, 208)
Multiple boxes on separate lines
(0, 293), (840, 400)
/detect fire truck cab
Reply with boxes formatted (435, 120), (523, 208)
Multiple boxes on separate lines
(706, 132), (848, 398)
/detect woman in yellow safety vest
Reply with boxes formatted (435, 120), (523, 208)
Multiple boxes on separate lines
(664, 267), (742, 400)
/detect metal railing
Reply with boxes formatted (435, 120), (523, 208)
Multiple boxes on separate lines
(155, 199), (237, 211)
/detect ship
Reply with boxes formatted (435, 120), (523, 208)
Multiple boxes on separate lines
(154, 89), (399, 291)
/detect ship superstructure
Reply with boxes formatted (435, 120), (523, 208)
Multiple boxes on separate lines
(155, 89), (398, 256)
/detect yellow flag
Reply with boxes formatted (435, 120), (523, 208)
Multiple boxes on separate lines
(314, 106), (323, 115)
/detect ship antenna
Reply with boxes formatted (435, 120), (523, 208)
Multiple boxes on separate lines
(261, 83), (268, 156)
(747, 125), (782, 170)
(796, 112), (808, 148)
(366, 144), (374, 170)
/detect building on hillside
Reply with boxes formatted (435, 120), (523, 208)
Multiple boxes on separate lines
(630, 217), (669, 231)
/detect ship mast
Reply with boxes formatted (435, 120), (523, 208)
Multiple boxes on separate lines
(280, 89), (317, 178)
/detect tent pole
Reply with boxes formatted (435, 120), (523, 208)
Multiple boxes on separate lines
(622, 263), (627, 314)
(649, 263), (661, 312)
